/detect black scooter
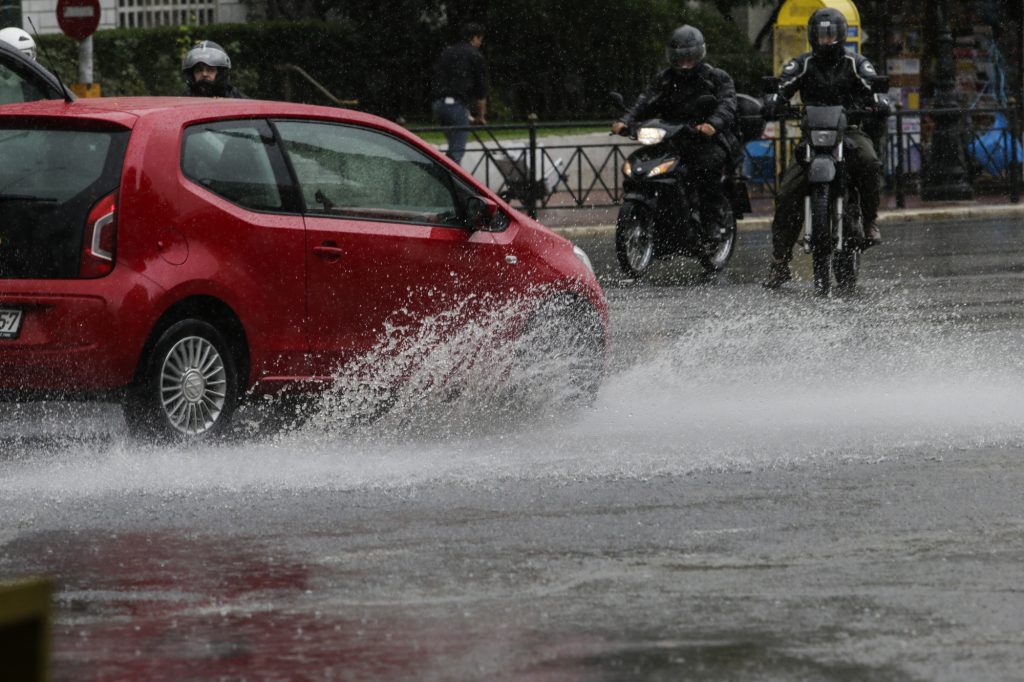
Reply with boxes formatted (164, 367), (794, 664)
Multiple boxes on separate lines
(610, 92), (764, 279)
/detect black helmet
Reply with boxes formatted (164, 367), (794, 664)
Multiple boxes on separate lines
(182, 40), (233, 96)
(665, 25), (706, 71)
(807, 8), (848, 61)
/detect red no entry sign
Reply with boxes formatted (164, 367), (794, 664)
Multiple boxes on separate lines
(56, 0), (101, 41)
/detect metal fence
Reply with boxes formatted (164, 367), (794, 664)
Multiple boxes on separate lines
(410, 104), (1022, 217)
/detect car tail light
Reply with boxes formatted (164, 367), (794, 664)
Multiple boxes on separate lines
(80, 191), (117, 278)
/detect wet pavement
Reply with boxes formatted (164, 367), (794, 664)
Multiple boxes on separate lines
(2, 216), (1024, 680)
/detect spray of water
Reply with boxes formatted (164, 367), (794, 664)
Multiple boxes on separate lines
(2, 286), (1022, 504)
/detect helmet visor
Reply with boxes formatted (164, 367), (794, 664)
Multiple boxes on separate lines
(183, 46), (231, 72)
(666, 44), (705, 68)
(812, 22), (842, 46)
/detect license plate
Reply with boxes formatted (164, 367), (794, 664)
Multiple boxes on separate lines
(0, 308), (22, 339)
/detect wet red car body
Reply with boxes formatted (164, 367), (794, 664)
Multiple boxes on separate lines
(0, 98), (607, 437)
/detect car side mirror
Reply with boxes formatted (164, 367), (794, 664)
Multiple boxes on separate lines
(465, 195), (498, 231)
(762, 76), (780, 95)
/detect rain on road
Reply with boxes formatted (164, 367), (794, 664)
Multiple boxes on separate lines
(2, 216), (1024, 681)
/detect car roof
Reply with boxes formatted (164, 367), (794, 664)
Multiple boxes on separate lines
(0, 96), (410, 137)
(0, 39), (74, 101)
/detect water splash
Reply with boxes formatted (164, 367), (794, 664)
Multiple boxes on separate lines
(2, 287), (1022, 505)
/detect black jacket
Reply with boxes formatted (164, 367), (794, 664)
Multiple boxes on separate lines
(619, 62), (738, 151)
(432, 41), (487, 104)
(180, 84), (249, 99)
(777, 51), (877, 110)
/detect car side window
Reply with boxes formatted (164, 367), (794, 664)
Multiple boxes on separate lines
(0, 62), (46, 104)
(181, 120), (286, 212)
(273, 120), (462, 227)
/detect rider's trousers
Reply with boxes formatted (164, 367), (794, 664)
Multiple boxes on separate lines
(770, 126), (882, 263)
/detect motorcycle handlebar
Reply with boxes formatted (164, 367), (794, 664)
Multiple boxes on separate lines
(610, 123), (702, 140)
(765, 102), (889, 121)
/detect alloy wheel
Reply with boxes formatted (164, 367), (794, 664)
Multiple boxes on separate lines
(159, 335), (228, 436)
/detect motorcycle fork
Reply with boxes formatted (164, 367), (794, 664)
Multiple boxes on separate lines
(834, 143), (846, 252)
(802, 146), (846, 254)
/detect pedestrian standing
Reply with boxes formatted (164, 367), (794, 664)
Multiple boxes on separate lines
(432, 23), (487, 165)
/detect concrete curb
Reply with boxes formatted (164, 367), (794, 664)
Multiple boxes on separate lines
(550, 202), (1024, 239)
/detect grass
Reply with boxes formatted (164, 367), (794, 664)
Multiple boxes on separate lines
(412, 125), (608, 145)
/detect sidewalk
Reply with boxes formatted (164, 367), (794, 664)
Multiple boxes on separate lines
(544, 194), (1024, 239)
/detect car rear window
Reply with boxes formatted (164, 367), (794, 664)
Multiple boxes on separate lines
(0, 125), (129, 279)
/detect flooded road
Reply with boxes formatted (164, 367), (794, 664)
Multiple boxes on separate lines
(3, 217), (1024, 680)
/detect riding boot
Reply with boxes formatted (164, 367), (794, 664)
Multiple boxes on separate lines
(864, 222), (882, 246)
(762, 259), (793, 289)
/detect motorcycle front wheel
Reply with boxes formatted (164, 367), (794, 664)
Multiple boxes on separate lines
(615, 200), (656, 278)
(809, 184), (833, 296)
(698, 209), (737, 272)
(833, 249), (860, 293)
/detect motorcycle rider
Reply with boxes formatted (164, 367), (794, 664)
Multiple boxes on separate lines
(0, 28), (41, 104)
(181, 40), (247, 98)
(612, 25), (738, 243)
(0, 27), (36, 61)
(762, 7), (886, 290)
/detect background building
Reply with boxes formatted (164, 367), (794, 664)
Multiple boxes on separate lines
(14, 0), (247, 34)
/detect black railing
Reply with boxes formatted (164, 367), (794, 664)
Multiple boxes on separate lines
(409, 103), (1022, 217)
(410, 121), (632, 217)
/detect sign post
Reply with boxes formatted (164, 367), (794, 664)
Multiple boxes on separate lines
(56, 0), (101, 97)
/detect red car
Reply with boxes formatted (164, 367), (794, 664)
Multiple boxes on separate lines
(0, 98), (607, 439)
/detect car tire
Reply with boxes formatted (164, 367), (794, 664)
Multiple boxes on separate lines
(124, 319), (240, 442)
(698, 207), (737, 273)
(514, 297), (605, 408)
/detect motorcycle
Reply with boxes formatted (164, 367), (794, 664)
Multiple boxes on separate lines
(763, 76), (890, 295)
(609, 92), (765, 279)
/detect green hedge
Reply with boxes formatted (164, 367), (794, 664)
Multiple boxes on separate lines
(36, 7), (768, 122)
(37, 22), (370, 107)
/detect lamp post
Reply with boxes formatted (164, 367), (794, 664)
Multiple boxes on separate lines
(921, 0), (974, 200)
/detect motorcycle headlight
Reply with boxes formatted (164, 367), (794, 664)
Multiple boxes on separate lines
(573, 245), (595, 276)
(646, 159), (678, 177)
(811, 130), (838, 146)
(637, 127), (667, 145)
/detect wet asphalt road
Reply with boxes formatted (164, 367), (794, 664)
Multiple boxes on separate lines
(2, 216), (1024, 681)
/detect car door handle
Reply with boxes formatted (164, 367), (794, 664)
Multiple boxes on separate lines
(313, 243), (345, 260)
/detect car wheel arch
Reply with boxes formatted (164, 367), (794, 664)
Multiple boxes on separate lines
(512, 291), (608, 407)
(533, 288), (606, 325)
(133, 295), (250, 391)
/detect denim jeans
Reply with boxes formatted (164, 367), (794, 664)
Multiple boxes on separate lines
(433, 98), (470, 164)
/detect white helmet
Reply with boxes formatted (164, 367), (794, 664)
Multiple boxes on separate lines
(0, 27), (36, 61)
